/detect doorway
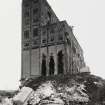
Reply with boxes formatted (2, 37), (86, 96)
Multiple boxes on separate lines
(49, 55), (55, 76)
(41, 54), (47, 76)
(58, 51), (64, 74)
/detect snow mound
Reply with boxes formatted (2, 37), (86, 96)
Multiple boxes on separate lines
(27, 81), (89, 105)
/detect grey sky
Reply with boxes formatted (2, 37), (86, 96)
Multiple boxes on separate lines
(0, 0), (105, 90)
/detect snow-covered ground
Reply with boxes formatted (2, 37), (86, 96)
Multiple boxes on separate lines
(1, 74), (105, 105)
(12, 80), (89, 105)
(0, 81), (89, 105)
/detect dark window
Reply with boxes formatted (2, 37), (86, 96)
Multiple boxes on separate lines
(72, 46), (76, 54)
(24, 11), (30, 17)
(42, 39), (46, 43)
(33, 18), (39, 23)
(33, 0), (38, 3)
(65, 32), (69, 36)
(33, 8), (38, 15)
(47, 11), (51, 19)
(33, 28), (38, 37)
(78, 53), (80, 58)
(58, 35), (63, 41)
(24, 3), (29, 7)
(50, 28), (55, 34)
(43, 30), (46, 35)
(47, 11), (52, 24)
(24, 30), (29, 39)
(33, 40), (37, 45)
(50, 36), (54, 42)
(24, 18), (30, 25)
(24, 43), (29, 47)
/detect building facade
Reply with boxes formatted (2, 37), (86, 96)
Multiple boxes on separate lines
(21, 0), (86, 81)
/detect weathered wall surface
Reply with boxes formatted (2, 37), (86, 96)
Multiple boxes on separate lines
(22, 50), (30, 79)
(31, 49), (40, 76)
(21, 0), (86, 80)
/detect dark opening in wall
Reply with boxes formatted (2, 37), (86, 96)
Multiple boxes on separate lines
(24, 11), (30, 17)
(33, 8), (38, 15)
(33, 0), (38, 3)
(41, 54), (47, 76)
(24, 43), (29, 47)
(33, 17), (39, 23)
(47, 11), (51, 19)
(24, 30), (29, 39)
(58, 51), (64, 74)
(47, 11), (52, 24)
(50, 35), (54, 42)
(24, 18), (30, 25)
(72, 45), (76, 54)
(33, 28), (38, 37)
(49, 55), (55, 75)
(42, 39), (46, 43)
(58, 35), (63, 41)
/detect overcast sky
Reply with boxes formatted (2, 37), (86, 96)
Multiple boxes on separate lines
(0, 0), (105, 90)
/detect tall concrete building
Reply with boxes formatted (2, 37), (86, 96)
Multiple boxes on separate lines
(21, 0), (86, 81)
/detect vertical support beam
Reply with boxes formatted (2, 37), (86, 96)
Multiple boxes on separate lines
(54, 45), (58, 75)
(46, 26), (49, 76)
(29, 3), (32, 78)
(39, 0), (42, 76)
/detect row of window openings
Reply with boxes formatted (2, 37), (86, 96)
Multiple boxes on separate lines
(41, 51), (64, 76)
(24, 8), (52, 18)
(24, 30), (63, 41)
(24, 0), (38, 7)
(24, 41), (38, 47)
(24, 36), (63, 47)
(24, 10), (52, 25)
(24, 17), (39, 25)
(24, 29), (38, 39)
(24, 38), (62, 46)
(42, 36), (63, 43)
(24, 8), (39, 17)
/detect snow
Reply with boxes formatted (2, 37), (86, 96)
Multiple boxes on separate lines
(13, 87), (34, 104)
(29, 81), (56, 105)
(80, 66), (90, 73)
(94, 81), (103, 86)
(0, 98), (13, 105)
(36, 81), (55, 97)
(0, 80), (89, 105)
(28, 81), (89, 104)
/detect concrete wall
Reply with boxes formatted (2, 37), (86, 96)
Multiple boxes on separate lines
(21, 0), (86, 80)
(31, 49), (40, 76)
(22, 50), (30, 79)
